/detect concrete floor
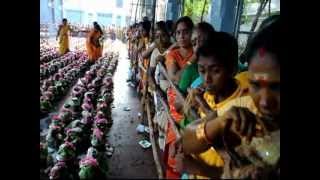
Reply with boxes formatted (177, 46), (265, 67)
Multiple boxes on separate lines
(106, 40), (157, 178)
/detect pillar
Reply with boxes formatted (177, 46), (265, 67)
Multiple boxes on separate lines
(165, 0), (180, 21)
(209, 0), (238, 35)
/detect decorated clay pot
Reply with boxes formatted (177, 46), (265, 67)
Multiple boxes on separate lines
(81, 111), (94, 125)
(49, 161), (73, 180)
(50, 115), (64, 128)
(46, 125), (63, 152)
(56, 142), (76, 162)
(81, 102), (93, 112)
(94, 115), (108, 132)
(64, 127), (83, 150)
(79, 156), (105, 180)
(96, 101), (108, 112)
(91, 128), (106, 150)
(59, 111), (72, 124)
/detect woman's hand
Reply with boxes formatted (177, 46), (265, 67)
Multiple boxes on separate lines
(155, 55), (165, 64)
(170, 138), (184, 172)
(168, 42), (179, 51)
(193, 43), (199, 55)
(188, 87), (205, 107)
(169, 138), (183, 159)
(189, 54), (197, 64)
(174, 96), (184, 114)
(220, 107), (257, 141)
(186, 87), (213, 115)
(174, 151), (185, 173)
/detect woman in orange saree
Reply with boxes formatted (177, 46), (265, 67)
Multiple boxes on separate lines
(164, 16), (194, 179)
(86, 22), (104, 63)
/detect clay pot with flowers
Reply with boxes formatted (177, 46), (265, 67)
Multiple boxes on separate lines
(78, 156), (106, 180)
(46, 125), (64, 153)
(91, 128), (106, 151)
(49, 161), (74, 180)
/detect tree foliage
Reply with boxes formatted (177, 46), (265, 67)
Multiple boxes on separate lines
(183, 0), (210, 23)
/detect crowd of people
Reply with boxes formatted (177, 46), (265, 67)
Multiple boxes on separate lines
(126, 15), (280, 179)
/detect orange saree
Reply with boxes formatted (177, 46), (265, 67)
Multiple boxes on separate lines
(86, 30), (102, 62)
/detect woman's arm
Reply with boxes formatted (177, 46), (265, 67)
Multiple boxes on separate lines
(185, 88), (213, 115)
(173, 69), (183, 85)
(182, 107), (258, 154)
(147, 66), (156, 90)
(56, 26), (61, 40)
(167, 42), (179, 51)
(142, 43), (156, 59)
(68, 25), (74, 33)
(166, 60), (180, 84)
(137, 39), (145, 53)
(182, 115), (224, 154)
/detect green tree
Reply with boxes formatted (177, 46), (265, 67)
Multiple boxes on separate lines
(183, 0), (210, 23)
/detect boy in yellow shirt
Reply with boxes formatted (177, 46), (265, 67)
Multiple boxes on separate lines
(174, 32), (253, 178)
(182, 16), (280, 179)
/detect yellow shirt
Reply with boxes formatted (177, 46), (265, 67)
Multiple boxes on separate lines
(199, 79), (248, 118)
(193, 76), (255, 178)
(193, 96), (258, 179)
(235, 71), (250, 90)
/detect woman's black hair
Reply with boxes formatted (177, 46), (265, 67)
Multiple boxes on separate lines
(195, 22), (216, 44)
(259, 14), (280, 31)
(155, 21), (170, 37)
(197, 32), (238, 73)
(165, 20), (174, 35)
(246, 16), (280, 65)
(196, 21), (215, 35)
(93, 21), (103, 34)
(141, 20), (151, 35)
(174, 16), (194, 32)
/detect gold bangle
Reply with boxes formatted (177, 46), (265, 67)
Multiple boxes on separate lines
(195, 122), (212, 145)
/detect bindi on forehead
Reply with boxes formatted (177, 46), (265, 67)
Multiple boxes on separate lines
(251, 73), (271, 87)
(251, 51), (279, 71)
(253, 72), (270, 81)
(258, 47), (266, 58)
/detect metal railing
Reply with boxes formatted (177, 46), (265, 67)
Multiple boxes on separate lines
(136, 50), (207, 178)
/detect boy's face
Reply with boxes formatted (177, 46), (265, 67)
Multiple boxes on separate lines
(198, 55), (231, 95)
(155, 30), (170, 45)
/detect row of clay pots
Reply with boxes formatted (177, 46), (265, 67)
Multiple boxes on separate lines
(41, 54), (118, 180)
(40, 47), (60, 64)
(40, 52), (89, 115)
(40, 51), (85, 80)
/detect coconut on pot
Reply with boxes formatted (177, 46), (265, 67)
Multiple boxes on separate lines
(64, 127), (83, 148)
(78, 156), (106, 180)
(90, 128), (106, 150)
(81, 111), (94, 125)
(56, 141), (76, 162)
(49, 161), (73, 180)
(46, 125), (64, 153)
